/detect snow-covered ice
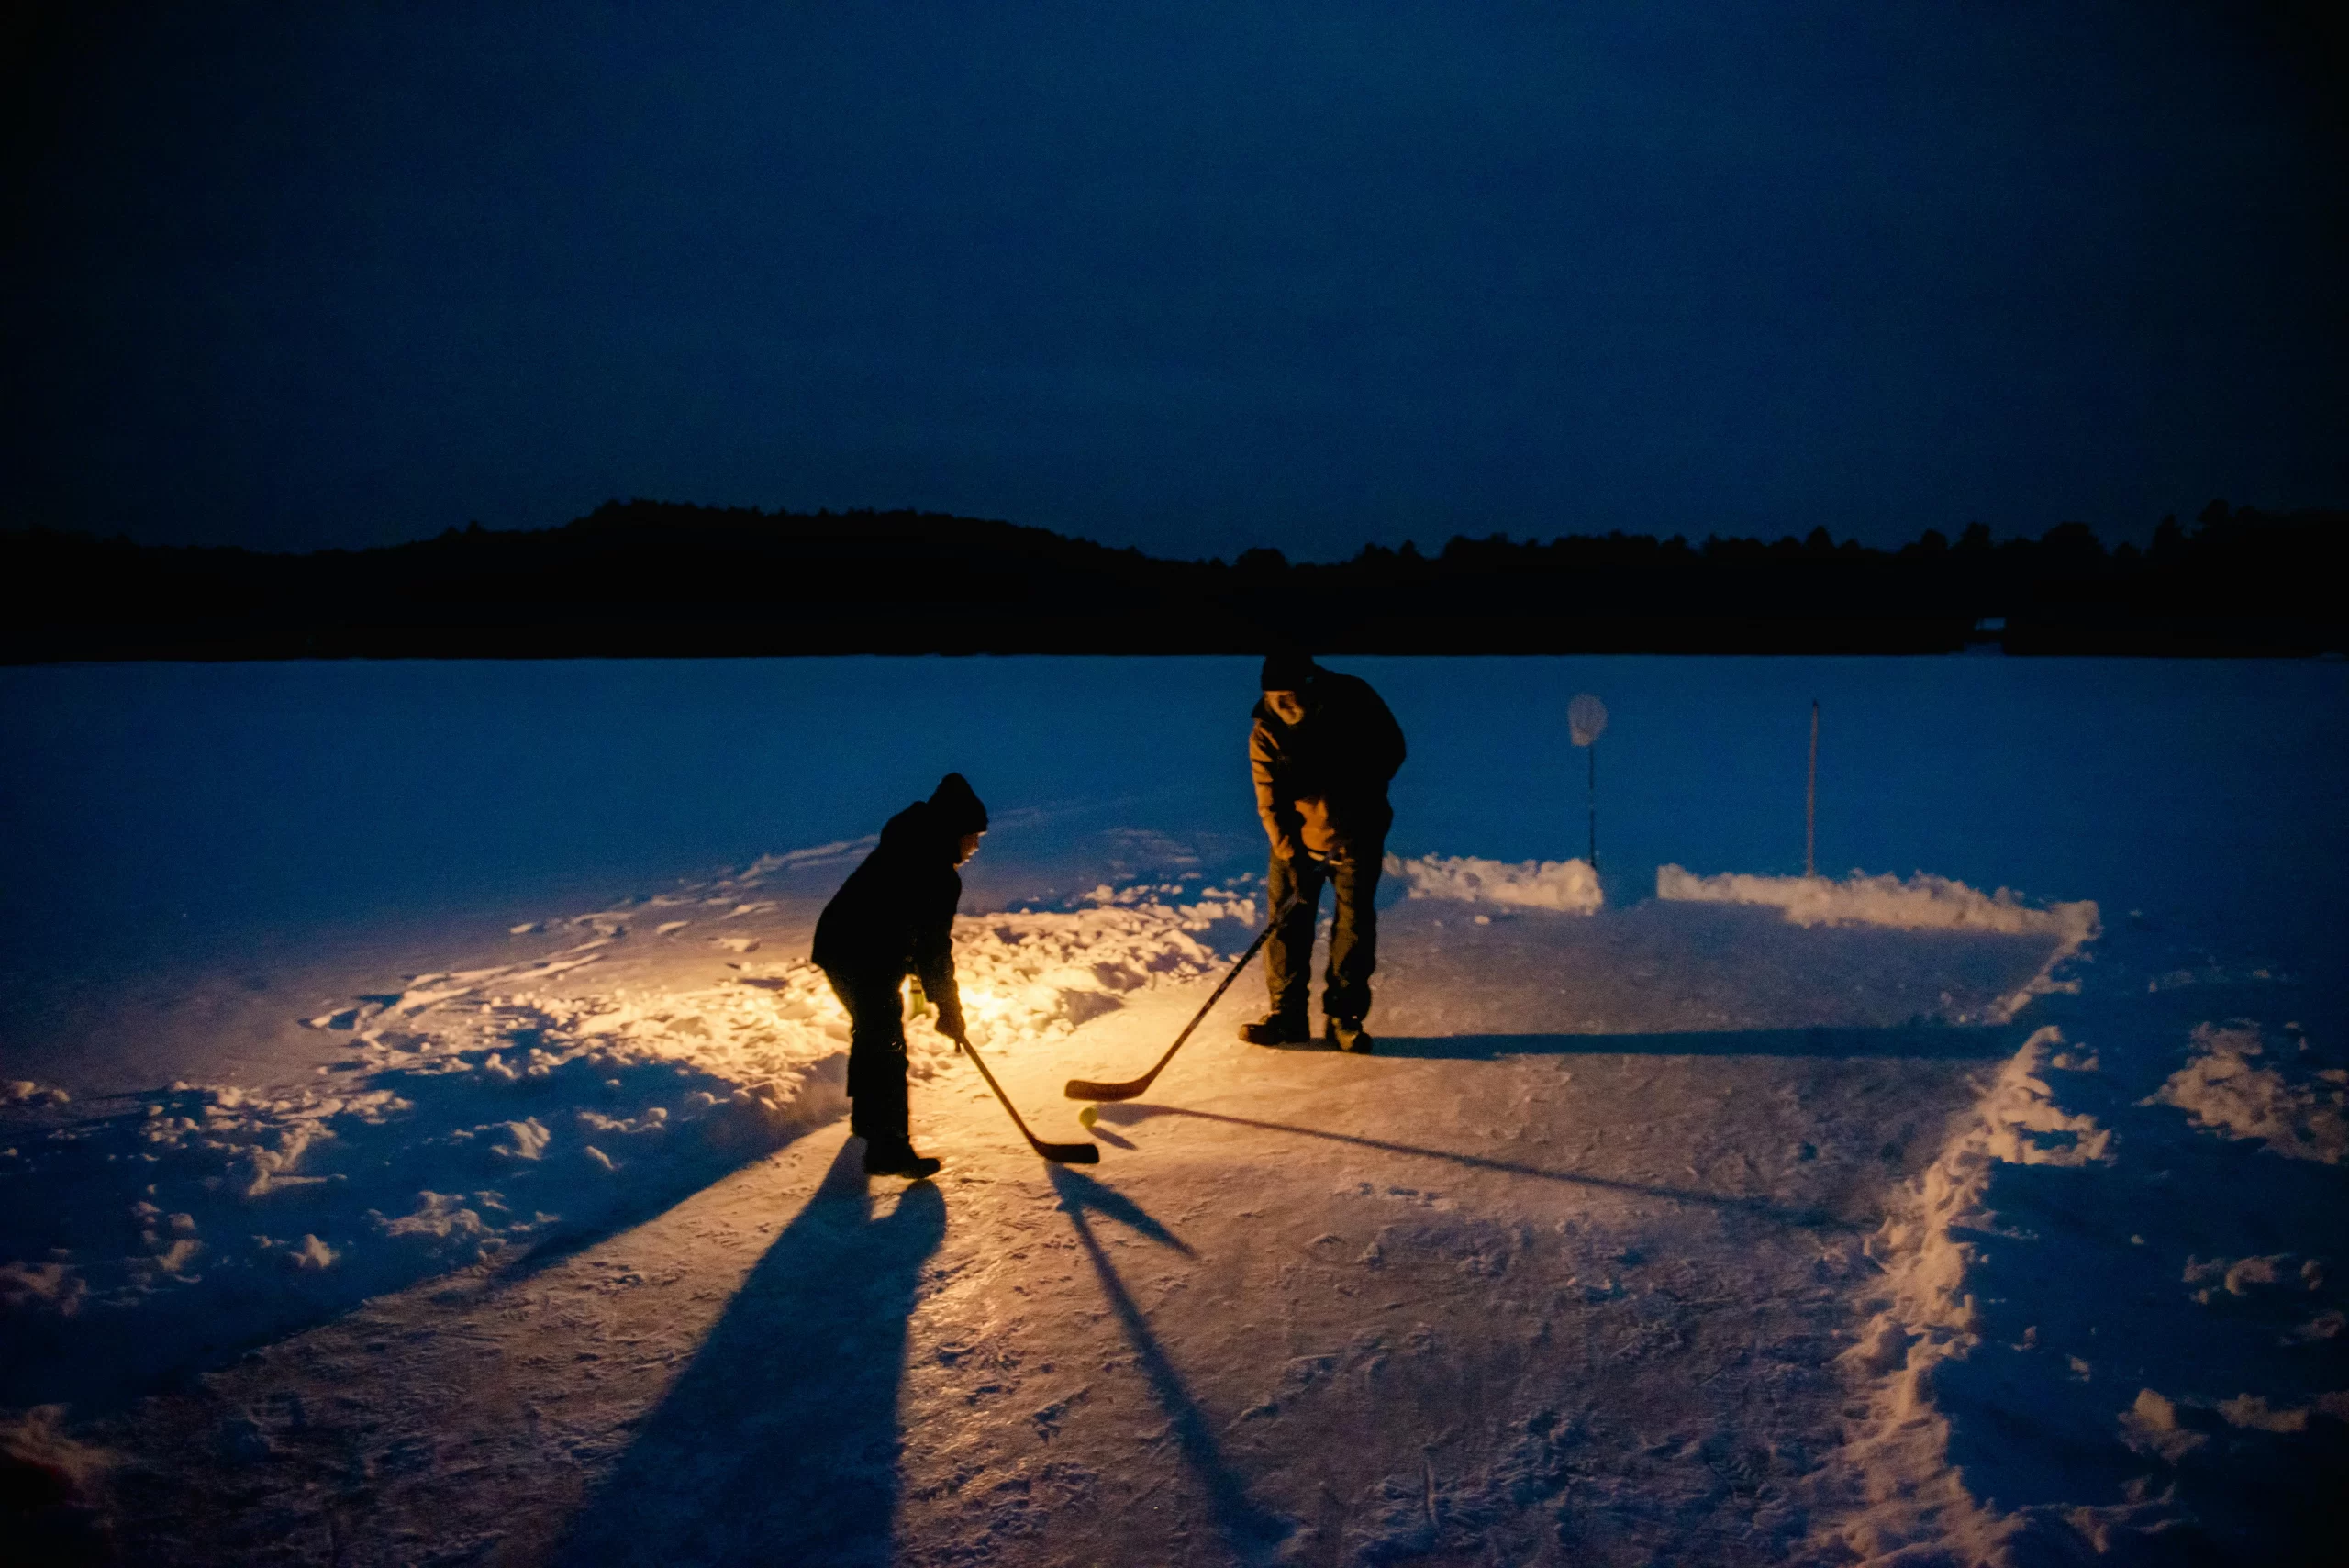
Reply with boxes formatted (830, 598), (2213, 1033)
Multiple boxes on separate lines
(2, 655), (2342, 1564)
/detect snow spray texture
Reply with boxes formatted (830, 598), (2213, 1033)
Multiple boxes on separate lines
(0, 879), (1259, 1411)
(1814, 1010), (2348, 1566)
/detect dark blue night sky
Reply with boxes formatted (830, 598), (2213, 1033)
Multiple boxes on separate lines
(6, 1), (2342, 561)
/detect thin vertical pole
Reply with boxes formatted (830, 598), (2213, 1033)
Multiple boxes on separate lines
(1805, 699), (1819, 879)
(1586, 741), (1598, 873)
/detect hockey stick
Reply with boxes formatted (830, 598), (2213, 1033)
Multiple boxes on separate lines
(957, 1032), (1100, 1163)
(1063, 891), (1301, 1103)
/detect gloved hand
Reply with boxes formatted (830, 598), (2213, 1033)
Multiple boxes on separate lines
(936, 995), (968, 1047)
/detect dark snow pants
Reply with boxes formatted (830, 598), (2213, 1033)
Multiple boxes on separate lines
(1264, 842), (1383, 1027)
(824, 968), (910, 1147)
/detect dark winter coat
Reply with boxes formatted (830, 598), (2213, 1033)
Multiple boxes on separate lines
(811, 800), (965, 1014)
(1250, 670), (1406, 860)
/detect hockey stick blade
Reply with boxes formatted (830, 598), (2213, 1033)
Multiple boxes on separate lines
(1064, 891), (1298, 1103)
(1062, 1074), (1146, 1102)
(960, 1034), (1100, 1163)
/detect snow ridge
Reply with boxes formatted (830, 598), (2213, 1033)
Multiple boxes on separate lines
(1818, 1027), (2126, 1566)
(1385, 853), (1601, 914)
(1657, 866), (2099, 1022)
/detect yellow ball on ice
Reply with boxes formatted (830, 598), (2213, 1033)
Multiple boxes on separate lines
(1077, 1106), (1098, 1130)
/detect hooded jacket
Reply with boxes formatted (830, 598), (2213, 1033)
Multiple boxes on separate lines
(811, 799), (966, 1014)
(1250, 670), (1406, 859)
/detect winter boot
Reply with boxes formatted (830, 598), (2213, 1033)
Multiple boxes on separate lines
(1239, 1010), (1311, 1046)
(1326, 1016), (1374, 1054)
(863, 1140), (942, 1180)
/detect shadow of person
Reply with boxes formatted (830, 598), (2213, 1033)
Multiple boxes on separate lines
(553, 1140), (945, 1567)
(1048, 1166), (1293, 1562)
(1286, 1023), (2024, 1062)
(1091, 1104), (1847, 1229)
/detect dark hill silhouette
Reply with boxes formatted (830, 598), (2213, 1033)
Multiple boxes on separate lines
(3, 498), (2342, 660)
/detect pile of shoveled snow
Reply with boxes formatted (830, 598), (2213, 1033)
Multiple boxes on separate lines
(1385, 851), (1602, 914)
(1816, 1003), (2349, 1565)
(0, 880), (1257, 1413)
(1658, 866), (2100, 1023)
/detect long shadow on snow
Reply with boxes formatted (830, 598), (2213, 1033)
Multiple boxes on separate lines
(554, 1140), (945, 1568)
(1050, 1166), (1296, 1562)
(1351, 1022), (2026, 1061)
(0, 1052), (829, 1415)
(1094, 1106), (1853, 1229)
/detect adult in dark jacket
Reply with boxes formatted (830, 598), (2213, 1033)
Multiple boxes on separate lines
(1242, 652), (1406, 1053)
(812, 772), (987, 1179)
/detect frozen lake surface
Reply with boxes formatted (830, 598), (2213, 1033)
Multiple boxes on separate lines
(5, 654), (2341, 1086)
(2, 655), (2343, 1564)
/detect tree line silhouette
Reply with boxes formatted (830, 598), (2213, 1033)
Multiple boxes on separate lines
(3, 497), (2341, 660)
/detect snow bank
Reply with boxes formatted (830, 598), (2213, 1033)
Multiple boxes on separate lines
(1655, 865), (2098, 946)
(1385, 853), (1601, 914)
(1819, 1012), (2349, 1564)
(0, 864), (1255, 1413)
(1658, 866), (2099, 1023)
(1817, 1026), (2161, 1564)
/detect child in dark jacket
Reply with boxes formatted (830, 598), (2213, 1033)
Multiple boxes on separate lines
(812, 772), (987, 1178)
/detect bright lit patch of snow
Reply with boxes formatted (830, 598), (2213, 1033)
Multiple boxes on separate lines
(0, 870), (1257, 1413)
(1385, 852), (1601, 914)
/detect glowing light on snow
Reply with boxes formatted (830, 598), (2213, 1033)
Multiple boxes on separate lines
(0, 881), (1259, 1346)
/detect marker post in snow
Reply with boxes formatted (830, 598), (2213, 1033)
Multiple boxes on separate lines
(1806, 699), (1820, 879)
(1568, 693), (1608, 874)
